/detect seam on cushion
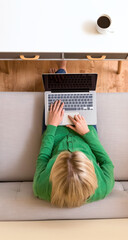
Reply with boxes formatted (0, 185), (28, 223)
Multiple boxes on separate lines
(120, 181), (128, 191)
(16, 182), (21, 196)
(15, 182), (21, 200)
(18, 182), (21, 192)
(119, 181), (125, 191)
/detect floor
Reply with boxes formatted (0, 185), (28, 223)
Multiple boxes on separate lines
(0, 219), (128, 240)
(0, 60), (128, 92)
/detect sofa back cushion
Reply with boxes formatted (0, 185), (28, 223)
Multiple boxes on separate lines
(97, 92), (128, 181)
(0, 92), (128, 181)
(0, 92), (43, 181)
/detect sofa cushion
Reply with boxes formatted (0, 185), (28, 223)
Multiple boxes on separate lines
(97, 92), (128, 180)
(0, 181), (128, 220)
(0, 92), (44, 181)
(0, 92), (128, 181)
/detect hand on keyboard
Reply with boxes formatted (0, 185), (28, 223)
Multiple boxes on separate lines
(48, 100), (64, 127)
(66, 114), (90, 136)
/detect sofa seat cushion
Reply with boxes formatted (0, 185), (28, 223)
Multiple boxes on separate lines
(0, 181), (128, 220)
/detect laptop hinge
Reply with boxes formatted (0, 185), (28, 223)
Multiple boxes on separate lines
(51, 89), (89, 93)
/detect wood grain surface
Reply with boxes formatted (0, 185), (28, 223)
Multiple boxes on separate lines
(0, 60), (128, 92)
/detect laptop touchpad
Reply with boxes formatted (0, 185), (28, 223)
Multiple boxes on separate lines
(60, 112), (79, 126)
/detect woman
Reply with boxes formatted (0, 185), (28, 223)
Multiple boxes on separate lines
(33, 62), (115, 208)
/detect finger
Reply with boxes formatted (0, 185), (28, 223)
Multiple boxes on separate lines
(55, 100), (61, 112)
(53, 100), (58, 111)
(68, 115), (77, 125)
(61, 109), (64, 117)
(59, 102), (64, 111)
(77, 114), (82, 120)
(66, 124), (76, 131)
(74, 115), (79, 121)
(50, 103), (53, 112)
(81, 115), (85, 120)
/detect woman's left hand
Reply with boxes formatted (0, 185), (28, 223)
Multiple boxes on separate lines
(48, 100), (64, 127)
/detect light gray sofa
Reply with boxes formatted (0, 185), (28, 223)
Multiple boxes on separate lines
(0, 92), (128, 221)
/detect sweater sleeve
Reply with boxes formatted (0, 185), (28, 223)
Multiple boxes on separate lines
(33, 125), (57, 196)
(82, 126), (115, 196)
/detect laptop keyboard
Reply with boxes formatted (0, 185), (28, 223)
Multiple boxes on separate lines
(48, 93), (93, 111)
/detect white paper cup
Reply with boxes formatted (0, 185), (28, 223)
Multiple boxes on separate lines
(96, 14), (113, 34)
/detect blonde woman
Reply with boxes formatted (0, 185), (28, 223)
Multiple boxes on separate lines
(33, 63), (115, 208)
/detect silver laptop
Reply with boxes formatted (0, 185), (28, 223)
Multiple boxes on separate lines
(42, 73), (97, 125)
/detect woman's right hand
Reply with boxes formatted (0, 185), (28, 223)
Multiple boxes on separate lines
(48, 100), (64, 127)
(66, 114), (90, 136)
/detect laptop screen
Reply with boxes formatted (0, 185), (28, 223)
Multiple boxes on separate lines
(42, 73), (97, 92)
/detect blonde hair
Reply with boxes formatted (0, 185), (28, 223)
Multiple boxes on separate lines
(49, 151), (98, 208)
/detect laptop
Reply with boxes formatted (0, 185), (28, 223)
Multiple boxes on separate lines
(42, 73), (97, 125)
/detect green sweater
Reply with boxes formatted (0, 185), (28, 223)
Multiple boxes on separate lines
(33, 125), (115, 204)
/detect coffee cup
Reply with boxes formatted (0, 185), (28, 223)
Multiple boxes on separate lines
(96, 14), (114, 34)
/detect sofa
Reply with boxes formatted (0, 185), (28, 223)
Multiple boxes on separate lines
(0, 92), (128, 221)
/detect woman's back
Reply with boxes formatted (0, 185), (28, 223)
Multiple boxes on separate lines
(33, 124), (114, 206)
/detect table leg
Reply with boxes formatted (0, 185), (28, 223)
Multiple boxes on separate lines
(117, 61), (122, 74)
